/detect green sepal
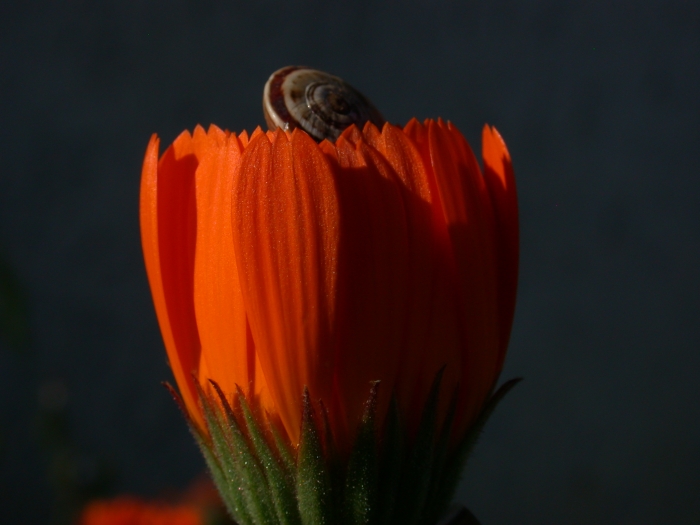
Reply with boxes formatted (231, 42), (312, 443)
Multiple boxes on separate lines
(296, 388), (334, 525)
(343, 381), (380, 525)
(395, 368), (444, 525)
(162, 382), (252, 525)
(197, 381), (260, 524)
(423, 389), (459, 525)
(202, 380), (278, 525)
(436, 378), (523, 515)
(375, 397), (403, 525)
(235, 385), (302, 525)
(317, 400), (345, 518)
(167, 372), (520, 525)
(440, 506), (481, 525)
(270, 421), (296, 477)
(196, 426), (253, 525)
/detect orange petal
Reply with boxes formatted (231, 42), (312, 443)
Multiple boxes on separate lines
(373, 125), (464, 434)
(140, 131), (203, 430)
(338, 124), (363, 145)
(361, 121), (382, 147)
(238, 130), (250, 148)
(193, 128), (267, 403)
(231, 130), (341, 445)
(327, 135), (412, 449)
(376, 124), (431, 201)
(425, 120), (502, 436)
(482, 125), (519, 371)
(249, 126), (264, 142)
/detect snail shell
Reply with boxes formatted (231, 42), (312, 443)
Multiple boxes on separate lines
(263, 66), (385, 142)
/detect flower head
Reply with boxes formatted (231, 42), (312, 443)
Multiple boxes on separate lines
(141, 115), (517, 524)
(141, 119), (516, 450)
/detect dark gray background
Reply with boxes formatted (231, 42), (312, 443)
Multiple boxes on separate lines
(1, 1), (698, 524)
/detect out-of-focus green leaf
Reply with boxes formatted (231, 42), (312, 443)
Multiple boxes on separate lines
(0, 254), (29, 350)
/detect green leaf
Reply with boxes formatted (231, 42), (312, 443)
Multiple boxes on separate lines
(204, 380), (278, 525)
(438, 378), (522, 511)
(236, 386), (301, 525)
(423, 389), (458, 524)
(168, 372), (519, 525)
(375, 397), (403, 525)
(197, 429), (253, 525)
(395, 368), (445, 525)
(439, 506), (481, 525)
(163, 382), (252, 525)
(0, 254), (29, 350)
(344, 382), (380, 525)
(318, 400), (344, 516)
(296, 388), (333, 525)
(269, 422), (296, 477)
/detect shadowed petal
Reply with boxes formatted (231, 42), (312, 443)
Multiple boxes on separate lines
(424, 120), (502, 437)
(140, 131), (202, 430)
(231, 130), (340, 445)
(373, 125), (464, 435)
(329, 133), (410, 449)
(482, 125), (519, 371)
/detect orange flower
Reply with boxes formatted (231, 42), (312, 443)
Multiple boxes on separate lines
(78, 497), (203, 525)
(140, 119), (517, 453)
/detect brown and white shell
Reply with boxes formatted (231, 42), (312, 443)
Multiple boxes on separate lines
(263, 66), (385, 142)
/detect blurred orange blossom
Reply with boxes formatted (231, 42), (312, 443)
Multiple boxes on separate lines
(78, 497), (203, 525)
(78, 475), (227, 525)
(140, 119), (517, 455)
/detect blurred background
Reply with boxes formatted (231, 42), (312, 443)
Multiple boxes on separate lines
(1, 1), (699, 524)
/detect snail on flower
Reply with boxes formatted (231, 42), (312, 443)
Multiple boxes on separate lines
(263, 66), (385, 142)
(141, 66), (518, 525)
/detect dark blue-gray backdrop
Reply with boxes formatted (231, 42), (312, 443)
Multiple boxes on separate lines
(1, 1), (698, 524)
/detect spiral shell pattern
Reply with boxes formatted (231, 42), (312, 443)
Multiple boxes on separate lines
(263, 66), (385, 142)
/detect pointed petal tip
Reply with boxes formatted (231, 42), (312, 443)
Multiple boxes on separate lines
(482, 124), (514, 190)
(405, 116), (420, 127)
(483, 124), (511, 159)
(249, 126), (265, 142)
(362, 119), (380, 135)
(290, 126), (317, 147)
(143, 135), (160, 167)
(242, 127), (273, 152)
(337, 123), (363, 145)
